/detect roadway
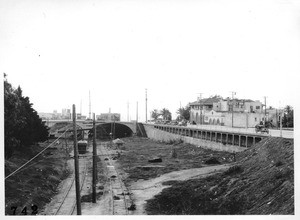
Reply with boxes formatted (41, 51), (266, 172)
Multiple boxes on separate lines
(186, 124), (293, 139)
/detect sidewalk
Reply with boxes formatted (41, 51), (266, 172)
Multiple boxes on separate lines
(187, 124), (293, 139)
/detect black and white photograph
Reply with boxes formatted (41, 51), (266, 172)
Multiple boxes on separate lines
(1, 0), (298, 217)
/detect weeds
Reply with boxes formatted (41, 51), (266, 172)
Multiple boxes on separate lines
(275, 161), (283, 167)
(224, 165), (244, 176)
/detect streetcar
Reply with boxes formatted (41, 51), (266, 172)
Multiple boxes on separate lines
(78, 140), (88, 154)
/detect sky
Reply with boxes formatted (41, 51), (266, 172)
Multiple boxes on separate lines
(1, 0), (300, 122)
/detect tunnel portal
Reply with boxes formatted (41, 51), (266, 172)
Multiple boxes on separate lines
(90, 123), (133, 140)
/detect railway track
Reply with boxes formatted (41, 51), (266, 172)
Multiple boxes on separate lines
(54, 156), (89, 215)
(98, 142), (133, 215)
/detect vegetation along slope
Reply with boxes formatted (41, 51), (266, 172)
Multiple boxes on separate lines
(146, 137), (294, 215)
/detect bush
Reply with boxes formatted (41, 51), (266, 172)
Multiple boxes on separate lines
(275, 161), (283, 167)
(224, 165), (244, 175)
(205, 157), (220, 164)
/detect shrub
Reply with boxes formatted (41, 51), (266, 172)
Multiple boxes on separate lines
(224, 165), (244, 175)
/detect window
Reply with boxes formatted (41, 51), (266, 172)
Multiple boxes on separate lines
(256, 106), (260, 109)
(255, 117), (257, 121)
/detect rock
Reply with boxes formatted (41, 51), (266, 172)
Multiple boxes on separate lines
(205, 157), (221, 164)
(148, 158), (162, 163)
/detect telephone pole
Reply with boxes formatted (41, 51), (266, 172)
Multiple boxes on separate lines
(127, 101), (129, 122)
(230, 91), (236, 127)
(280, 109), (283, 137)
(145, 89), (148, 123)
(136, 101), (138, 122)
(80, 99), (82, 115)
(72, 104), (81, 215)
(89, 91), (91, 119)
(197, 93), (203, 124)
(264, 96), (267, 127)
(92, 113), (97, 203)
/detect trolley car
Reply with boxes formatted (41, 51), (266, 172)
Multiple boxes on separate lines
(78, 140), (88, 154)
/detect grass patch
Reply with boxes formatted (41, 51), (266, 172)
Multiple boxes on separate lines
(145, 173), (247, 215)
(118, 137), (234, 183)
(224, 165), (244, 175)
(5, 141), (73, 215)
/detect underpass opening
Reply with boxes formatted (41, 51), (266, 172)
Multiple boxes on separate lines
(91, 123), (133, 140)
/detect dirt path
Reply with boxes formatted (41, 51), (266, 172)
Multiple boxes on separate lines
(40, 138), (233, 215)
(129, 164), (231, 214)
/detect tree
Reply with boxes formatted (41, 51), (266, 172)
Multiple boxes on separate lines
(151, 109), (160, 120)
(4, 74), (49, 159)
(176, 106), (190, 121)
(282, 105), (293, 128)
(160, 108), (172, 121)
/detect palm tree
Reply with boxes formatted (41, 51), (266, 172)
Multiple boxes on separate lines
(151, 109), (160, 120)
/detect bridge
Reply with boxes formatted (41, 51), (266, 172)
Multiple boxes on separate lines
(45, 119), (292, 152)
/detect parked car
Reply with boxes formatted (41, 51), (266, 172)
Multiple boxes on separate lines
(255, 124), (269, 134)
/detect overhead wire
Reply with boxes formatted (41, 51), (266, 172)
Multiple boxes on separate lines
(5, 129), (69, 180)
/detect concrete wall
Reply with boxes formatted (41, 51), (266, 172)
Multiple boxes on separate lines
(224, 112), (264, 128)
(143, 124), (246, 153)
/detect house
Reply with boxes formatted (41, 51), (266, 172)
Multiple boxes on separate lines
(189, 96), (265, 128)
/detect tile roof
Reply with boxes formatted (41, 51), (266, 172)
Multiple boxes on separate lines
(189, 97), (222, 105)
(189, 98), (256, 105)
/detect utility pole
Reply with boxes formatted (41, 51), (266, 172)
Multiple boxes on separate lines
(92, 113), (97, 203)
(145, 89), (148, 123)
(72, 104), (81, 215)
(264, 96), (267, 127)
(89, 91), (91, 119)
(136, 101), (138, 122)
(127, 101), (129, 122)
(280, 109), (283, 137)
(197, 93), (203, 124)
(275, 108), (278, 129)
(136, 101), (139, 136)
(230, 91), (236, 127)
(80, 100), (82, 115)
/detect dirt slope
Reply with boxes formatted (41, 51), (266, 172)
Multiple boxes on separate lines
(146, 137), (294, 215)
(235, 137), (294, 214)
(5, 142), (72, 215)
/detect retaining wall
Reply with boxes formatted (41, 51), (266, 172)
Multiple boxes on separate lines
(143, 124), (246, 153)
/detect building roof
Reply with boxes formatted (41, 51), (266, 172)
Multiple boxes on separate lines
(189, 97), (222, 106)
(189, 98), (257, 106)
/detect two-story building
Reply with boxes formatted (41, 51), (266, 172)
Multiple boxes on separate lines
(189, 97), (265, 128)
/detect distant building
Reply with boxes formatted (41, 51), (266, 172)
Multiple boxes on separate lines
(97, 113), (121, 122)
(189, 97), (265, 128)
(266, 107), (280, 128)
(38, 112), (53, 120)
(52, 110), (61, 120)
(62, 108), (71, 119)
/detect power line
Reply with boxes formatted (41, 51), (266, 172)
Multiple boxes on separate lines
(5, 129), (69, 180)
